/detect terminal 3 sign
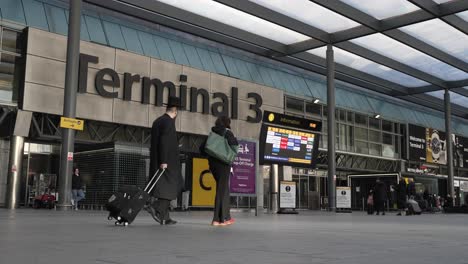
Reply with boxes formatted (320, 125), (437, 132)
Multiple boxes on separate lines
(77, 54), (263, 123)
(408, 124), (468, 167)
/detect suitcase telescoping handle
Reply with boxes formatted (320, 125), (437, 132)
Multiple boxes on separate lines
(144, 169), (165, 194)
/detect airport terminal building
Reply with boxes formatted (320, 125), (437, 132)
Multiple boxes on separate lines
(0, 0), (467, 210)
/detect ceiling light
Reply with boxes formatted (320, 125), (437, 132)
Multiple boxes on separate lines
(374, 114), (381, 119)
(313, 99), (320, 104)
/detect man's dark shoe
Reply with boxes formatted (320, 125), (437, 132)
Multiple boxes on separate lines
(162, 219), (177, 225)
(145, 205), (161, 224)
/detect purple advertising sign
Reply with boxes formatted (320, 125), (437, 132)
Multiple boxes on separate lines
(230, 140), (256, 194)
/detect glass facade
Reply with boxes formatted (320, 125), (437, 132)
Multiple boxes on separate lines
(0, 27), (22, 104)
(285, 96), (402, 158)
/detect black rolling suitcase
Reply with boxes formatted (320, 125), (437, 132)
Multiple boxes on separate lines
(106, 169), (165, 226)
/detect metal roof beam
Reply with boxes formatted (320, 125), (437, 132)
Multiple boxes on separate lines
(399, 85), (442, 96)
(408, 0), (468, 34)
(447, 79), (468, 89)
(408, 0), (468, 17)
(452, 87), (468, 97)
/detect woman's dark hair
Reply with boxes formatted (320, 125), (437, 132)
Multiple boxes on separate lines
(215, 116), (231, 129)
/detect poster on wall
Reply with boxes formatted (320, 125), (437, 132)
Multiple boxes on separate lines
(408, 124), (427, 162)
(191, 158), (216, 207)
(453, 135), (468, 168)
(279, 181), (296, 209)
(408, 124), (468, 167)
(426, 128), (447, 165)
(230, 140), (256, 195)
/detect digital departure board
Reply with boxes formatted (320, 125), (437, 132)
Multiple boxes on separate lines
(259, 124), (320, 167)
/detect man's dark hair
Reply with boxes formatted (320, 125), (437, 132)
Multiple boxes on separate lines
(215, 116), (231, 129)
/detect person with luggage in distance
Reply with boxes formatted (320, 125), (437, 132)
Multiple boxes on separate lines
(146, 96), (183, 225)
(201, 116), (239, 226)
(71, 167), (85, 210)
(395, 176), (408, 216)
(374, 179), (388, 215)
(366, 190), (374, 215)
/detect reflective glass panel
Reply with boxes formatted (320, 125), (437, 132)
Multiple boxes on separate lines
(351, 33), (468, 81)
(308, 47), (429, 87)
(2, 29), (20, 54)
(399, 19), (468, 63)
(355, 127), (368, 140)
(286, 97), (304, 112)
(369, 143), (382, 156)
(340, 0), (419, 20)
(356, 141), (369, 154)
(0, 53), (17, 102)
(156, 0), (310, 44)
(249, 0), (359, 33)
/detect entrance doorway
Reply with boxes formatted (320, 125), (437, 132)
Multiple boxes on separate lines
(291, 173), (322, 210)
(349, 173), (399, 210)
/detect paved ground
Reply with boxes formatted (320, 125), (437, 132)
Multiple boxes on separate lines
(1, 209), (468, 264)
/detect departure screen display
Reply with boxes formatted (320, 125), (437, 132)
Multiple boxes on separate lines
(260, 125), (319, 166)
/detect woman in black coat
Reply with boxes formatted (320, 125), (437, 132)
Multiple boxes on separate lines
(204, 116), (238, 226)
(395, 178), (407, 216)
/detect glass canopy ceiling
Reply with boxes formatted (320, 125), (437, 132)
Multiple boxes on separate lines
(88, 0), (468, 118)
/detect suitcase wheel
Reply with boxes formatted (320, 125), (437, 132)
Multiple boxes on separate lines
(115, 221), (120, 226)
(117, 216), (121, 221)
(123, 222), (129, 226)
(108, 216), (113, 220)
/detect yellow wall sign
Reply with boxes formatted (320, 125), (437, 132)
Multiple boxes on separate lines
(192, 157), (216, 207)
(60, 117), (84, 131)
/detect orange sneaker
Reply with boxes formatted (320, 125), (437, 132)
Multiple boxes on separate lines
(211, 221), (227, 226)
(224, 218), (235, 225)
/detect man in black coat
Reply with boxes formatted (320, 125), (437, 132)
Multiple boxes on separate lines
(147, 96), (183, 225)
(374, 179), (388, 215)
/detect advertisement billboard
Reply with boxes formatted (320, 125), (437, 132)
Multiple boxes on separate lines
(408, 124), (468, 167)
(230, 140), (256, 195)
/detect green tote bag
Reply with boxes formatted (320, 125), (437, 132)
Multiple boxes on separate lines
(204, 130), (238, 164)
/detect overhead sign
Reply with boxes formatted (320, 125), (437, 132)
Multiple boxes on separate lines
(279, 181), (296, 209)
(263, 111), (321, 132)
(79, 54), (263, 123)
(191, 158), (216, 207)
(60, 117), (84, 131)
(230, 140), (256, 195)
(336, 187), (351, 209)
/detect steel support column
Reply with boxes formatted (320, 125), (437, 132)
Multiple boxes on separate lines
(444, 89), (455, 204)
(6, 136), (24, 209)
(327, 45), (336, 212)
(57, 0), (82, 211)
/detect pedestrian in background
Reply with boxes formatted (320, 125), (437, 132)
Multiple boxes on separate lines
(374, 179), (387, 215)
(71, 167), (85, 210)
(395, 177), (407, 216)
(367, 190), (374, 215)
